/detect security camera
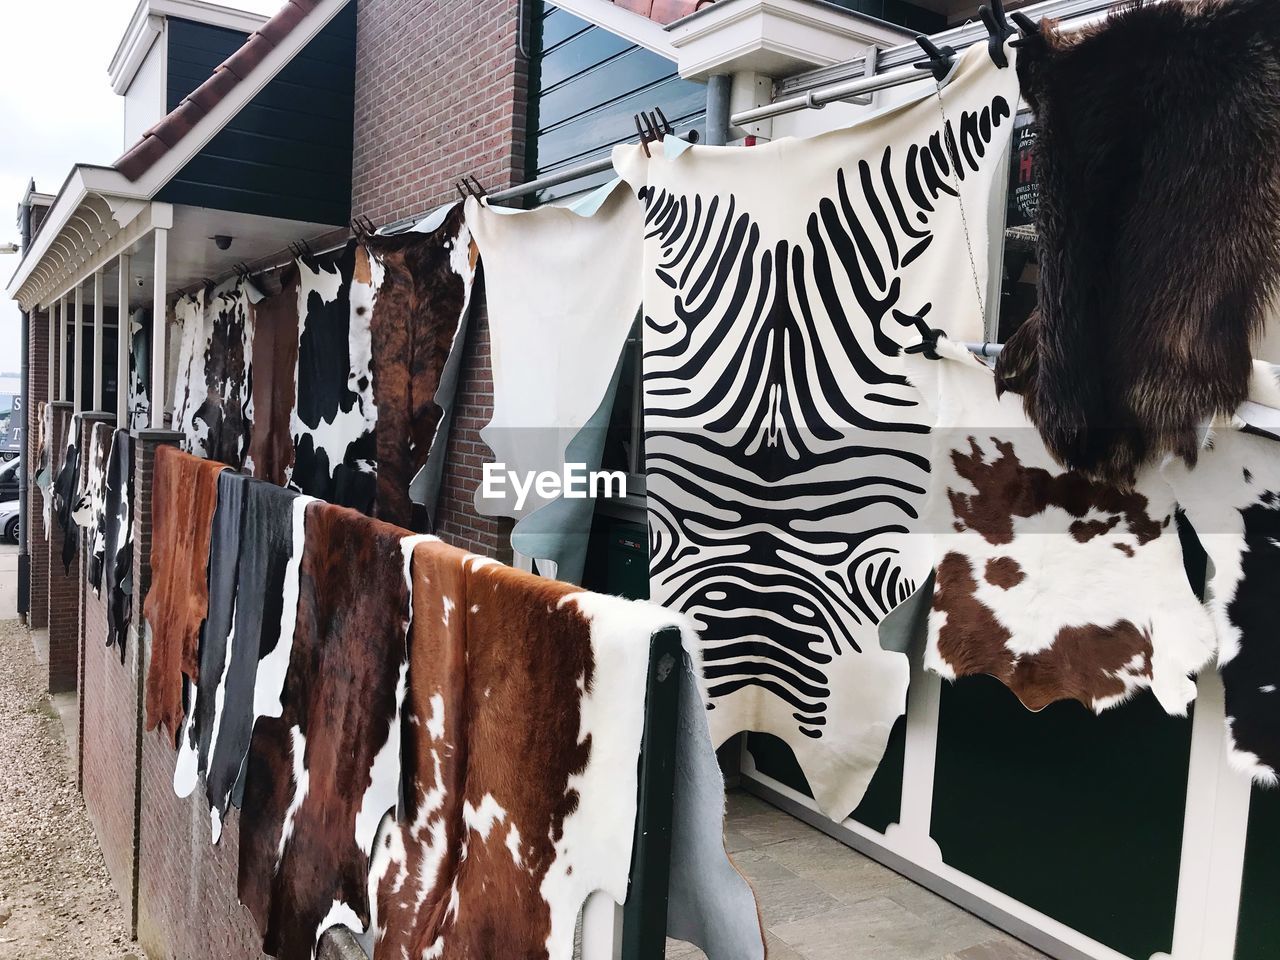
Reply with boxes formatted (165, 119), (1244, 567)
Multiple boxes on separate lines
(213, 235), (233, 251)
(134, 276), (144, 288)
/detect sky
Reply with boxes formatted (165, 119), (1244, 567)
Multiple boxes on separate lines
(0, 0), (284, 377)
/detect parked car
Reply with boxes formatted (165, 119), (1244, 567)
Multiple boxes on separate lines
(0, 500), (18, 544)
(0, 457), (17, 502)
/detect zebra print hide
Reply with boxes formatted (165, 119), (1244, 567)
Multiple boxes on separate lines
(613, 44), (1019, 817)
(1163, 364), (1280, 786)
(466, 183), (642, 584)
(905, 338), (1216, 716)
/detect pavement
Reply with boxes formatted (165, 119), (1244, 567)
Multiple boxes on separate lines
(0, 543), (17, 621)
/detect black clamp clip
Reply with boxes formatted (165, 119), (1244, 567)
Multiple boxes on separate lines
(979, 0), (1016, 68)
(914, 36), (957, 82)
(893, 308), (944, 361)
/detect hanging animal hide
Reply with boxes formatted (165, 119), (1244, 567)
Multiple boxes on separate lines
(1163, 363), (1280, 784)
(368, 538), (765, 960)
(613, 43), (1020, 818)
(289, 242), (378, 511)
(142, 446), (226, 745)
(466, 183), (641, 584)
(169, 278), (259, 466)
(995, 0), (1280, 484)
(905, 337), (1216, 714)
(71, 421), (113, 595)
(237, 503), (417, 960)
(362, 203), (477, 531)
(171, 290), (205, 445)
(173, 470), (248, 816)
(247, 268), (300, 486)
(128, 309), (152, 432)
(35, 401), (50, 541)
(102, 429), (134, 659)
(51, 425), (80, 576)
(173, 478), (310, 842)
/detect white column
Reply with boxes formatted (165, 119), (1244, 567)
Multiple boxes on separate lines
(72, 283), (84, 415)
(93, 269), (105, 411)
(151, 228), (168, 431)
(117, 254), (131, 427)
(58, 296), (68, 402)
(47, 300), (57, 405)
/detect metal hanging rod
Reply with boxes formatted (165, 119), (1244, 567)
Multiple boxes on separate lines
(485, 155), (616, 204)
(731, 59), (934, 127)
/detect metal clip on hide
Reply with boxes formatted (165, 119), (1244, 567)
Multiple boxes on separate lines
(913, 36), (957, 82)
(634, 108), (677, 158)
(454, 176), (488, 202)
(979, 0), (1015, 68)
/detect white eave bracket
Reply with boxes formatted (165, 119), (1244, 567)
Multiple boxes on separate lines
(666, 0), (914, 81)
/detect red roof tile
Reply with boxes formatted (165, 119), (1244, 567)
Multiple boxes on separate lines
(617, 0), (717, 25)
(114, 0), (321, 182)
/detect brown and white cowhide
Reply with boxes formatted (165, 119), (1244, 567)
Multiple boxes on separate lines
(237, 503), (419, 960)
(142, 446), (227, 745)
(367, 538), (765, 960)
(905, 338), (1216, 714)
(1164, 363), (1280, 785)
(363, 204), (476, 530)
(247, 268), (301, 486)
(102, 428), (134, 658)
(72, 421), (113, 596)
(288, 243), (378, 511)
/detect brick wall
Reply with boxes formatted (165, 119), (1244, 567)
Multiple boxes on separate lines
(78, 413), (140, 917)
(47, 403), (78, 694)
(26, 308), (52, 629)
(352, 0), (528, 561)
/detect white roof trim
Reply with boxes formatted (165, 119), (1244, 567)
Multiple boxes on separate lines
(110, 0), (268, 93)
(545, 0), (679, 59)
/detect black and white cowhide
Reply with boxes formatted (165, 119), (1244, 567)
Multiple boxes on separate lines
(1164, 363), (1280, 785)
(51, 419), (81, 575)
(170, 278), (259, 467)
(72, 422), (113, 595)
(288, 242), (378, 512)
(127, 309), (151, 432)
(905, 338), (1218, 715)
(102, 428), (134, 659)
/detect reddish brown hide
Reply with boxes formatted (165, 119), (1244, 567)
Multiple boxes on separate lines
(363, 204), (475, 529)
(372, 539), (595, 960)
(142, 446), (227, 745)
(238, 502), (412, 960)
(249, 268), (300, 486)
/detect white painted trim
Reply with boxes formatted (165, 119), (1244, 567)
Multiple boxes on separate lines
(110, 0), (267, 91)
(58, 296), (68, 402)
(117, 253), (131, 426)
(73, 284), (84, 415)
(546, 0), (679, 59)
(1150, 670), (1253, 960)
(151, 227), (168, 431)
(93, 270), (105, 411)
(579, 892), (623, 960)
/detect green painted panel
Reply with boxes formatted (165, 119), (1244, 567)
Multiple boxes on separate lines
(932, 677), (1190, 959)
(1235, 786), (1280, 959)
(160, 4), (354, 226)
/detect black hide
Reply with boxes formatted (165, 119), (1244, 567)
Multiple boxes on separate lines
(178, 469), (248, 806)
(52, 438), (80, 574)
(995, 0), (1280, 484)
(102, 429), (134, 660)
(205, 479), (303, 830)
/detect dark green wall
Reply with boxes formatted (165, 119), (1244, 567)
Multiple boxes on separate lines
(157, 6), (355, 225)
(1236, 786), (1280, 959)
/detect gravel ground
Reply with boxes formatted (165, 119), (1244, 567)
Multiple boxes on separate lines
(0, 619), (134, 959)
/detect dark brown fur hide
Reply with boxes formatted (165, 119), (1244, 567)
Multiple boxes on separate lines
(996, 0), (1280, 484)
(249, 268), (300, 486)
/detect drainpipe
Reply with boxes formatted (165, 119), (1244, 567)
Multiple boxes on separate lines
(705, 73), (732, 146)
(17, 185), (33, 623)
